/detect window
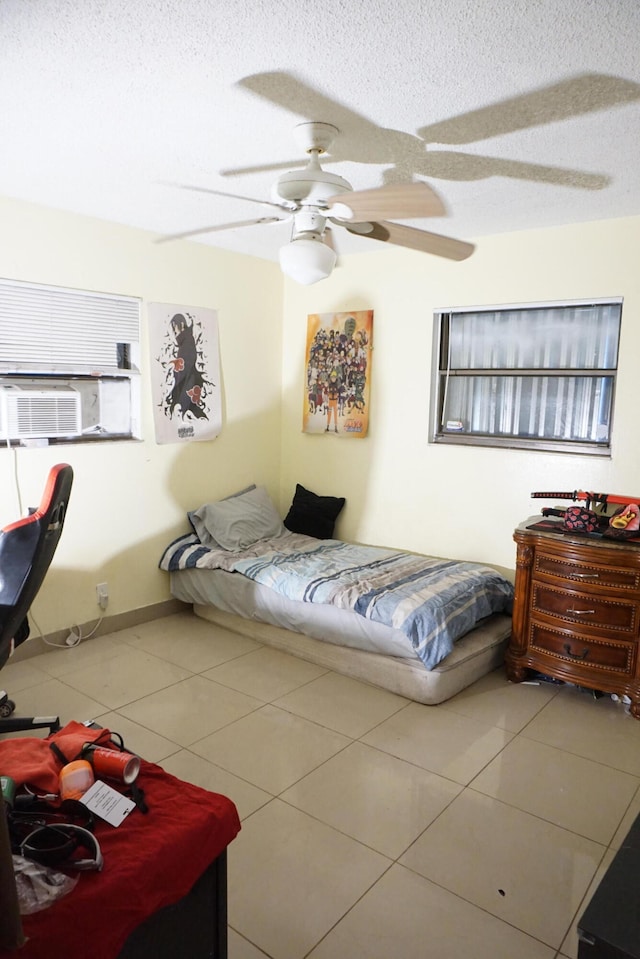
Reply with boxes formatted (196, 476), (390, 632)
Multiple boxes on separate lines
(0, 278), (141, 445)
(430, 299), (622, 456)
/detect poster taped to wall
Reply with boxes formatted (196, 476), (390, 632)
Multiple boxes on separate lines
(303, 310), (373, 438)
(148, 302), (222, 444)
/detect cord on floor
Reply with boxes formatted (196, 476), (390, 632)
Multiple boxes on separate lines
(30, 611), (106, 649)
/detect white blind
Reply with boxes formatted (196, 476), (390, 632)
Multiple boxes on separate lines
(448, 302), (621, 371)
(0, 278), (140, 374)
(438, 299), (621, 449)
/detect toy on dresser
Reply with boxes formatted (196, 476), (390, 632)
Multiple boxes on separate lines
(529, 489), (640, 542)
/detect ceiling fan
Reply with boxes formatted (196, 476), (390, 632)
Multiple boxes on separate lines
(156, 122), (474, 285)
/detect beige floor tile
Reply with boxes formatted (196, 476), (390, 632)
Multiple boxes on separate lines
(122, 615), (262, 671)
(471, 736), (640, 844)
(2, 678), (108, 729)
(91, 710), (180, 763)
(228, 929), (271, 959)
(522, 686), (640, 775)
(5, 612), (639, 955)
(191, 704), (350, 794)
(308, 863), (555, 959)
(228, 799), (390, 959)
(28, 633), (128, 679)
(0, 657), (51, 693)
(118, 675), (262, 747)
(113, 611), (197, 644)
(361, 701), (513, 784)
(203, 646), (328, 702)
(399, 789), (604, 949)
(440, 667), (560, 732)
(281, 741), (462, 858)
(159, 749), (271, 821)
(274, 671), (408, 737)
(559, 848), (617, 959)
(60, 646), (193, 709)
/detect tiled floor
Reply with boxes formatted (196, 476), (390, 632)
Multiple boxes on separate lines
(4, 610), (640, 958)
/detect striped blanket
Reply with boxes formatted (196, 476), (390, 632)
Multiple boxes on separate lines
(160, 532), (514, 669)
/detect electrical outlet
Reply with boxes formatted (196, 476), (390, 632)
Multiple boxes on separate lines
(96, 582), (109, 610)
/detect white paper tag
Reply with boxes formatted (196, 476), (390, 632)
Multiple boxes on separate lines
(80, 779), (136, 826)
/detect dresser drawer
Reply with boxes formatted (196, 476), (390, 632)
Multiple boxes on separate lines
(532, 582), (638, 635)
(534, 551), (640, 593)
(530, 624), (636, 675)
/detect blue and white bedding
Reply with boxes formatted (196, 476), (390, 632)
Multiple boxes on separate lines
(160, 531), (514, 670)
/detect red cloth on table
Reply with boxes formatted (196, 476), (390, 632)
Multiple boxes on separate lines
(0, 721), (114, 796)
(0, 731), (241, 959)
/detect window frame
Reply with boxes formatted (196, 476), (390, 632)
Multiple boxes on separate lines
(429, 298), (622, 457)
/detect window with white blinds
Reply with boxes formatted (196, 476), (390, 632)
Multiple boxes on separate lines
(430, 299), (622, 455)
(0, 278), (141, 444)
(0, 278), (140, 374)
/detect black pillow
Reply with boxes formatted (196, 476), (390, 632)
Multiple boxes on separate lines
(284, 484), (345, 539)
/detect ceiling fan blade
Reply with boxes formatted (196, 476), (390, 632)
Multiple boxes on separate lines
(161, 181), (286, 212)
(328, 182), (446, 222)
(155, 216), (284, 244)
(220, 158), (304, 177)
(348, 221), (474, 261)
(332, 218), (374, 235)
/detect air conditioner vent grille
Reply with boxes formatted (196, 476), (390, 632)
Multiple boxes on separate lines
(0, 388), (82, 439)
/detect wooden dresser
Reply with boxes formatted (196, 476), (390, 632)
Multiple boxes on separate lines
(505, 522), (640, 719)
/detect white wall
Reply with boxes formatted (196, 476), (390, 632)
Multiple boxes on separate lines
(0, 196), (283, 634)
(279, 215), (640, 574)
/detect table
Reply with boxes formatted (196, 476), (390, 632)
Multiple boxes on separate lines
(0, 731), (240, 959)
(577, 811), (640, 957)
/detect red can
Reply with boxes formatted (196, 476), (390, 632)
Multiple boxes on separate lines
(85, 746), (140, 784)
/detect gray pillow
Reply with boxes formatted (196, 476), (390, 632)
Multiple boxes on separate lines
(189, 485), (284, 550)
(188, 485), (256, 545)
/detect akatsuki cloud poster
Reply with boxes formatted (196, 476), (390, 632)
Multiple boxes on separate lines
(303, 310), (373, 438)
(148, 303), (222, 444)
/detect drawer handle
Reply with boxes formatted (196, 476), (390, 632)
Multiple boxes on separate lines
(573, 572), (599, 579)
(566, 608), (596, 617)
(563, 643), (590, 660)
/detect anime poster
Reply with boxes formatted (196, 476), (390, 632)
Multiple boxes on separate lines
(148, 302), (222, 444)
(303, 310), (373, 437)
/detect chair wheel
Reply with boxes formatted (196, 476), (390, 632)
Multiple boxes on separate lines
(0, 699), (16, 718)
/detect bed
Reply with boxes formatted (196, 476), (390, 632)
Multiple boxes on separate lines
(159, 484), (514, 704)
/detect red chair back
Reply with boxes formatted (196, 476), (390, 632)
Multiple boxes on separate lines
(0, 463), (73, 666)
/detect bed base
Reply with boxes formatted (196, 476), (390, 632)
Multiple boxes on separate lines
(193, 604), (512, 705)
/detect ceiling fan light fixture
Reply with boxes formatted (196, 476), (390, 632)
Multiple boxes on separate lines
(279, 236), (336, 285)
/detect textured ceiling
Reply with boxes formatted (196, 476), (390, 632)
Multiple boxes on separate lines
(2, 0), (640, 263)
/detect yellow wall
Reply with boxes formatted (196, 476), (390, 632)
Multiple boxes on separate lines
(279, 215), (640, 572)
(0, 196), (283, 633)
(2, 194), (639, 637)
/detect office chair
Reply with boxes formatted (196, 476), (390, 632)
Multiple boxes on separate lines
(0, 463), (74, 735)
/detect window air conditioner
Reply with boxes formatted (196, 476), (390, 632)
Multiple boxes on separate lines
(0, 385), (82, 439)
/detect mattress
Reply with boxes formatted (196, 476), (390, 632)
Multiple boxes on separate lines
(170, 567), (512, 704)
